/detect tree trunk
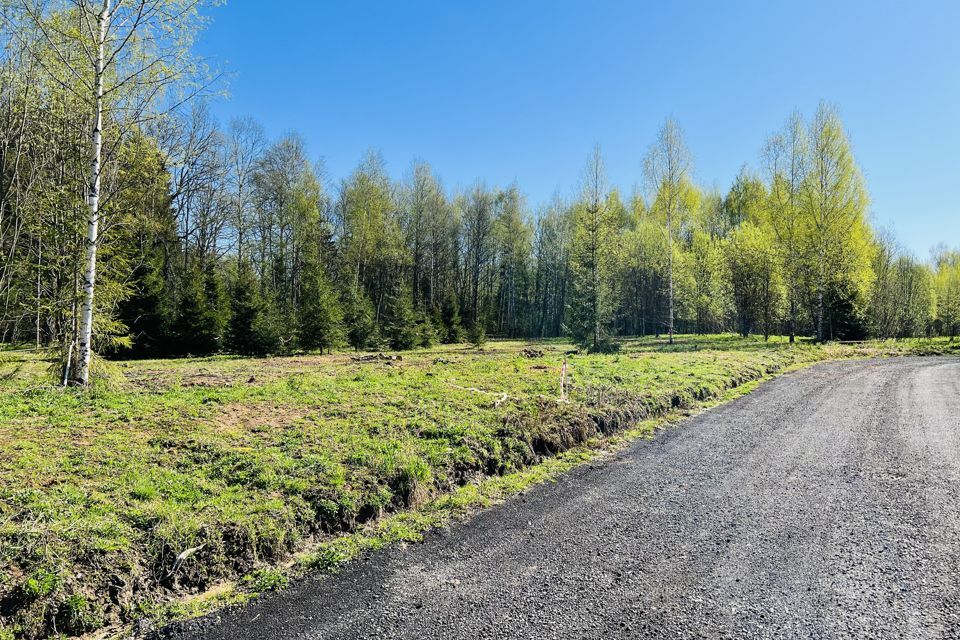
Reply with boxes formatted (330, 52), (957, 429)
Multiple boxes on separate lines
(667, 209), (674, 344)
(75, 0), (110, 386)
(789, 295), (796, 343)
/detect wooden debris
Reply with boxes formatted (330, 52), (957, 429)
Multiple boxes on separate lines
(168, 543), (206, 577)
(450, 384), (510, 407)
(351, 353), (403, 363)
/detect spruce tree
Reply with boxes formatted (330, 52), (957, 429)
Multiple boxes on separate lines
(228, 261), (281, 356)
(171, 266), (226, 356)
(299, 261), (344, 354)
(384, 285), (419, 350)
(440, 294), (465, 343)
(467, 320), (486, 350)
(113, 259), (173, 358)
(344, 288), (379, 351)
(417, 313), (438, 348)
(567, 148), (618, 352)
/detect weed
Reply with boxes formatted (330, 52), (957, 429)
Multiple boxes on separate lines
(242, 569), (289, 593)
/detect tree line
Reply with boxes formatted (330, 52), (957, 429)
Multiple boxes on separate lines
(1, 3), (959, 383)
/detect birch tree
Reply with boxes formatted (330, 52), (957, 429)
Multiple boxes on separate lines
(226, 116), (266, 263)
(934, 250), (960, 339)
(12, 0), (216, 385)
(644, 118), (692, 344)
(801, 104), (873, 341)
(763, 112), (809, 342)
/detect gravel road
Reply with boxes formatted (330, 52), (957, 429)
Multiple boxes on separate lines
(160, 357), (960, 639)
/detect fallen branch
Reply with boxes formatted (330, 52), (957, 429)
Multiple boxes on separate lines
(450, 384), (510, 407)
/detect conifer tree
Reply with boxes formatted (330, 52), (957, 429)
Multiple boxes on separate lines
(299, 269), (344, 354)
(344, 288), (379, 351)
(172, 267), (226, 356)
(228, 261), (281, 356)
(467, 320), (486, 350)
(416, 313), (438, 348)
(568, 147), (618, 352)
(298, 224), (344, 353)
(384, 285), (419, 350)
(440, 294), (465, 343)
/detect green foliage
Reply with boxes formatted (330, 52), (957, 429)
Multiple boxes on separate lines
(567, 149), (619, 352)
(61, 592), (102, 633)
(298, 251), (344, 354)
(869, 235), (935, 339)
(467, 321), (487, 349)
(935, 251), (960, 338)
(112, 248), (175, 359)
(228, 262), (282, 356)
(440, 294), (465, 344)
(242, 568), (289, 593)
(682, 230), (732, 334)
(24, 569), (61, 599)
(722, 167), (767, 231)
(800, 104), (875, 341)
(0, 336), (955, 638)
(727, 222), (784, 339)
(172, 267), (229, 357)
(416, 314), (438, 348)
(2, 88), (947, 368)
(344, 288), (379, 351)
(383, 286), (419, 351)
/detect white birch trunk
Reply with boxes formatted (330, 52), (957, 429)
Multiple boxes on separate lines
(667, 208), (674, 345)
(75, 0), (111, 385)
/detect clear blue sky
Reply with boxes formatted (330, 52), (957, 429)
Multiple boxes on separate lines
(195, 0), (959, 258)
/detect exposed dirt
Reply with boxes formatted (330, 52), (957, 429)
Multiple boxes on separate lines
(209, 402), (315, 435)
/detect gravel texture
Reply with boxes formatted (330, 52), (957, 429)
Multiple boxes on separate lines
(160, 357), (960, 639)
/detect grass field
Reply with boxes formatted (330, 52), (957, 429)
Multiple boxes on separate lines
(0, 335), (956, 638)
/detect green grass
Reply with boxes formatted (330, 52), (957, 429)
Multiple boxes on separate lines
(0, 335), (955, 638)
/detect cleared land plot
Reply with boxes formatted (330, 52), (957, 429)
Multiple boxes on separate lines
(0, 336), (956, 638)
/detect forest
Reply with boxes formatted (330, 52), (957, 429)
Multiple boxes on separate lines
(1, 1), (959, 386)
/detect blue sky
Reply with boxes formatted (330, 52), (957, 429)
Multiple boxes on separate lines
(195, 0), (959, 258)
